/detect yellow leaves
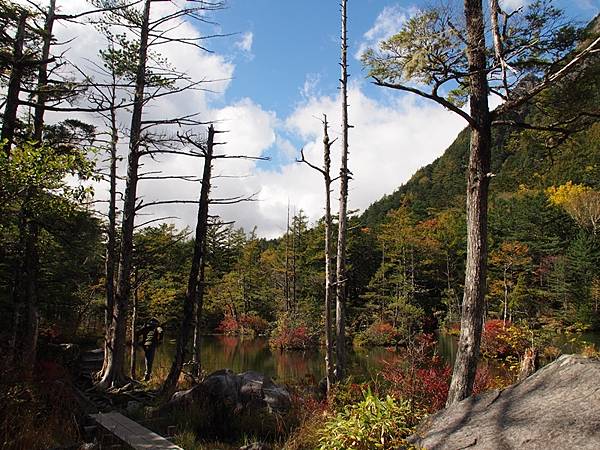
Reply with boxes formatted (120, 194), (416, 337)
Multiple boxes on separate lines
(545, 181), (590, 207)
(546, 181), (600, 233)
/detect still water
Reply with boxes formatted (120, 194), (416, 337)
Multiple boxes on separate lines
(138, 331), (599, 383)
(138, 334), (458, 383)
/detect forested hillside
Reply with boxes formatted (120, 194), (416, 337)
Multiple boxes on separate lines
(364, 16), (600, 225)
(355, 23), (600, 333)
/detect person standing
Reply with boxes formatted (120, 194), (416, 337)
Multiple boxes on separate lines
(136, 318), (163, 381)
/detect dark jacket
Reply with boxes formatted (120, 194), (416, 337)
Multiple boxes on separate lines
(137, 323), (163, 348)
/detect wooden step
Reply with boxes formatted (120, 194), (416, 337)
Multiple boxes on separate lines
(91, 412), (183, 450)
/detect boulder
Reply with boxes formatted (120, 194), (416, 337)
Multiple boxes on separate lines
(409, 355), (600, 449)
(165, 369), (290, 415)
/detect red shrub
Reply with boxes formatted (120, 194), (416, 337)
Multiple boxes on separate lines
(270, 324), (316, 350)
(239, 314), (269, 335)
(216, 315), (239, 335)
(216, 314), (269, 336)
(481, 319), (512, 358)
(381, 333), (501, 413)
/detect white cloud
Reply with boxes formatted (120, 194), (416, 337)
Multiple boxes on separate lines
(301, 73), (322, 100)
(187, 85), (466, 238)
(500, 0), (528, 11)
(35, 1), (467, 240)
(355, 5), (419, 59)
(235, 32), (254, 55)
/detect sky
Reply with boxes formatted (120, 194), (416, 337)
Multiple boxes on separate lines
(53, 0), (599, 238)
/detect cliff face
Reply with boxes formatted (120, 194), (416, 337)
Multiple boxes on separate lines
(408, 355), (600, 449)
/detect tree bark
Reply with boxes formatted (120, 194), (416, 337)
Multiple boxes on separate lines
(192, 239), (208, 380)
(1, 12), (27, 154)
(322, 116), (336, 392)
(98, 0), (151, 389)
(336, 0), (349, 380)
(33, 0), (56, 143)
(285, 204), (290, 312)
(103, 80), (119, 374)
(447, 0), (492, 406)
(161, 125), (215, 399)
(130, 276), (138, 379)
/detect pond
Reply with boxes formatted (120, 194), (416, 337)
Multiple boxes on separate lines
(135, 333), (459, 383)
(135, 330), (600, 384)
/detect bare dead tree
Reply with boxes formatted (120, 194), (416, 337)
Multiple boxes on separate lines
(297, 114), (338, 392)
(96, 0), (228, 390)
(159, 126), (268, 399)
(336, 0), (350, 381)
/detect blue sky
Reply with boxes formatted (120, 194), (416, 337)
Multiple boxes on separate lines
(213, 0), (598, 115)
(60, 0), (600, 237)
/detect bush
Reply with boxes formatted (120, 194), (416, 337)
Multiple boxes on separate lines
(354, 321), (400, 347)
(381, 333), (503, 412)
(0, 361), (83, 450)
(216, 315), (239, 335)
(216, 313), (269, 336)
(480, 320), (530, 360)
(317, 390), (425, 450)
(270, 314), (318, 350)
(382, 334), (450, 412)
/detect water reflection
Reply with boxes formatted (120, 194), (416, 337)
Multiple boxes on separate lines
(139, 334), (460, 383)
(139, 330), (600, 383)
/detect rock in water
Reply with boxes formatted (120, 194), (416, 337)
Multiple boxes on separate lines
(409, 355), (600, 449)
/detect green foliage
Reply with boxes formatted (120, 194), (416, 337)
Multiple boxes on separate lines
(0, 142), (102, 335)
(317, 390), (424, 450)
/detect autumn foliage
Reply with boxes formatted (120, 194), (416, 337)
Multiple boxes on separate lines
(269, 314), (318, 350)
(216, 313), (269, 336)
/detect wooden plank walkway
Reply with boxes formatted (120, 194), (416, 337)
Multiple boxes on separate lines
(91, 412), (182, 450)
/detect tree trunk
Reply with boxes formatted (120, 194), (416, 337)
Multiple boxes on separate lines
(285, 204), (290, 312)
(161, 125), (215, 400)
(447, 0), (491, 406)
(292, 213), (297, 311)
(322, 115), (335, 392)
(130, 280), (138, 379)
(98, 0), (151, 390)
(33, 0), (56, 143)
(103, 83), (119, 374)
(335, 0), (349, 381)
(21, 220), (39, 378)
(192, 242), (207, 380)
(1, 12), (27, 154)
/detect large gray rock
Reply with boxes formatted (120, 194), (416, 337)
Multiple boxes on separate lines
(409, 355), (600, 449)
(163, 369), (291, 416)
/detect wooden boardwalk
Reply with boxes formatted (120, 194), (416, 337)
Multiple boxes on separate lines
(91, 412), (182, 450)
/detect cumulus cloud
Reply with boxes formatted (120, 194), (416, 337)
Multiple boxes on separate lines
(36, 1), (468, 239)
(355, 5), (419, 59)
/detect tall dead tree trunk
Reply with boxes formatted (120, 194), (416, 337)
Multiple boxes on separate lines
(1, 12), (27, 154)
(298, 114), (336, 392)
(336, 0), (350, 380)
(285, 204), (290, 312)
(447, 0), (491, 405)
(161, 125), (216, 399)
(98, 0), (151, 390)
